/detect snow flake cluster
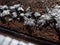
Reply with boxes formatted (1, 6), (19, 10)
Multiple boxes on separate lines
(0, 4), (60, 29)
(49, 4), (60, 30)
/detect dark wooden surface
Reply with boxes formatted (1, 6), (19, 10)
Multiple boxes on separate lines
(0, 27), (59, 45)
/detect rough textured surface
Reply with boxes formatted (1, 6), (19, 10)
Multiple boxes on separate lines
(0, 0), (60, 43)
